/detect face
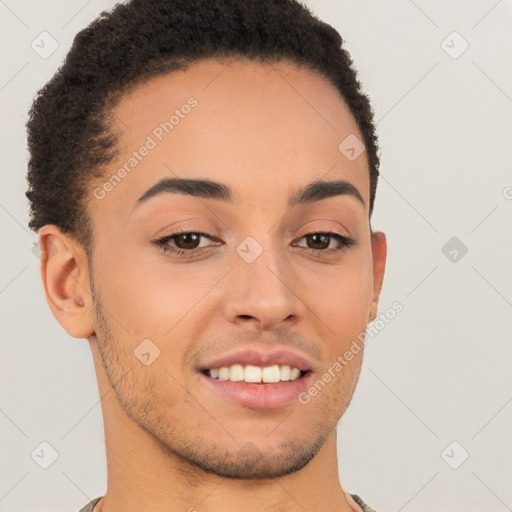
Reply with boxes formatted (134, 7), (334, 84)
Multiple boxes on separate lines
(85, 58), (385, 479)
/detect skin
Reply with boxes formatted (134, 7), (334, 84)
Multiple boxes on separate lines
(39, 58), (386, 512)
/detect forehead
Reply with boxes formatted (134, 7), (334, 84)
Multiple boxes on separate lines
(94, 58), (369, 217)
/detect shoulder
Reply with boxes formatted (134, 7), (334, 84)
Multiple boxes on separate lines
(77, 496), (103, 512)
(349, 493), (379, 512)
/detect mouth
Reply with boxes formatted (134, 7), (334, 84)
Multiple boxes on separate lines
(197, 348), (315, 409)
(198, 362), (313, 409)
(200, 364), (310, 384)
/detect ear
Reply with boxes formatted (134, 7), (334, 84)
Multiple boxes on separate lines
(368, 230), (387, 323)
(38, 225), (95, 339)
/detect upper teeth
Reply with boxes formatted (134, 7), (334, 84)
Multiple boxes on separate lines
(208, 364), (302, 383)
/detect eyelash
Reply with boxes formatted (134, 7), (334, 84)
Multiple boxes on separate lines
(153, 230), (356, 258)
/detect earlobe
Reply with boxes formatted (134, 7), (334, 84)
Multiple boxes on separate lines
(39, 225), (95, 339)
(369, 230), (387, 323)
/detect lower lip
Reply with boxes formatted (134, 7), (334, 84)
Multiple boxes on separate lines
(200, 371), (313, 409)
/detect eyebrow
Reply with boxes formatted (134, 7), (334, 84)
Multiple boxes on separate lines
(132, 177), (365, 211)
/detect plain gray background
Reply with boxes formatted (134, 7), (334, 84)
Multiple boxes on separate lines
(1, 1), (511, 511)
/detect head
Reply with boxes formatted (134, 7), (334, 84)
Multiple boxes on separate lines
(27, 0), (386, 480)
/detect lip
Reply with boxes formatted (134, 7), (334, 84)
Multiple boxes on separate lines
(198, 348), (314, 372)
(200, 370), (313, 409)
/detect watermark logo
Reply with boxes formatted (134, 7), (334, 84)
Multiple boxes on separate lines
(338, 134), (365, 162)
(441, 31), (469, 60)
(236, 236), (264, 263)
(441, 441), (469, 469)
(442, 236), (468, 263)
(31, 441), (59, 469)
(134, 338), (161, 366)
(31, 31), (58, 59)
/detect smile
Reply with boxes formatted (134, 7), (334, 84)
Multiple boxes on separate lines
(203, 364), (305, 383)
(200, 366), (313, 409)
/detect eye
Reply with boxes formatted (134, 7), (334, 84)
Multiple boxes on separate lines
(293, 232), (356, 254)
(153, 231), (220, 257)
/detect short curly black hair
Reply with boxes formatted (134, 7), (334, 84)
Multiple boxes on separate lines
(25, 0), (380, 257)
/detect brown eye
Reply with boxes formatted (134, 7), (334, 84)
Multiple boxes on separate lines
(154, 231), (220, 257)
(294, 232), (356, 254)
(173, 232), (202, 250)
(305, 233), (331, 250)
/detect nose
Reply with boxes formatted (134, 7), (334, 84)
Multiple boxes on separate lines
(221, 237), (306, 331)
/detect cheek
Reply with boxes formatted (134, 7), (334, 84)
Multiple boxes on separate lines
(92, 246), (174, 335)
(98, 248), (221, 342)
(304, 256), (374, 334)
